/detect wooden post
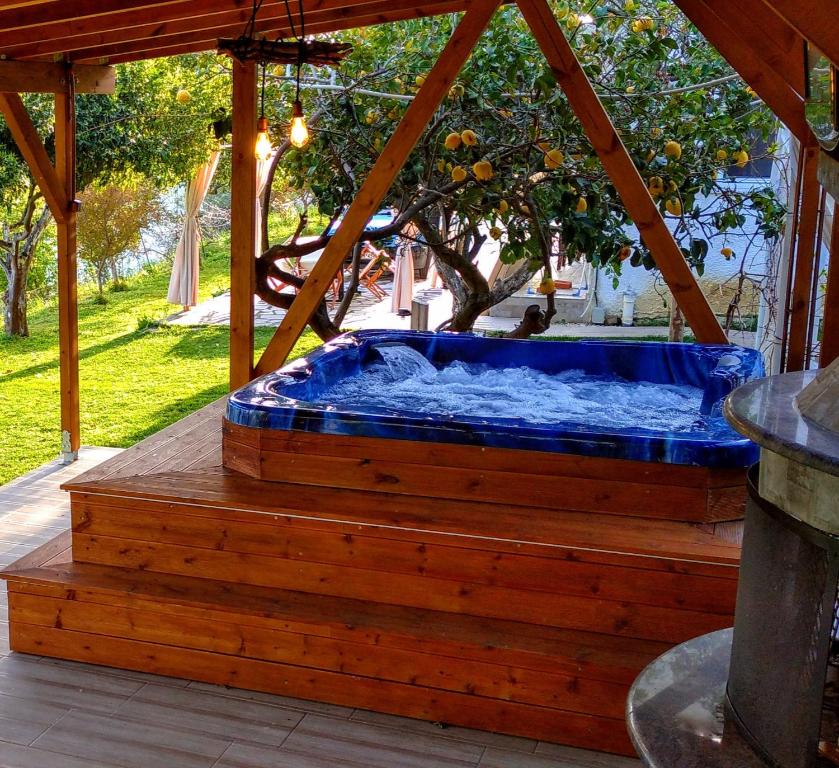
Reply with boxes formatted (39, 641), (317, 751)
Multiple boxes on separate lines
(820, 211), (839, 368)
(54, 84), (80, 461)
(229, 59), (257, 390)
(517, 0), (727, 344)
(786, 144), (821, 371)
(254, 0), (501, 375)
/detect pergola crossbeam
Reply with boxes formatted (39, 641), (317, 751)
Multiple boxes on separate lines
(0, 61), (115, 94)
(759, 0), (839, 67)
(518, 0), (727, 345)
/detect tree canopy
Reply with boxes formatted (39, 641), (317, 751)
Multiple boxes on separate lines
(273, 2), (784, 330)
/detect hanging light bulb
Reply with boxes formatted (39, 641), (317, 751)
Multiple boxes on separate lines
(289, 99), (310, 148)
(255, 115), (273, 160)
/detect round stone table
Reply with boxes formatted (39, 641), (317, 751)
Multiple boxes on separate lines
(626, 629), (765, 768)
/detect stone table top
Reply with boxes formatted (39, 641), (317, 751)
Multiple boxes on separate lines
(725, 371), (839, 478)
(626, 629), (766, 768)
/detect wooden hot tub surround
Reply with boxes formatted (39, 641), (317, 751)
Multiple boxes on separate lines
(2, 398), (745, 757)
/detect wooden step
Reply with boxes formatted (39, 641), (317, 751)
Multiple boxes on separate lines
(67, 481), (739, 645)
(3, 534), (669, 756)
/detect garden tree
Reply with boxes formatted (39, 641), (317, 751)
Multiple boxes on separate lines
(0, 53), (230, 336)
(266, 1), (784, 334)
(77, 182), (161, 299)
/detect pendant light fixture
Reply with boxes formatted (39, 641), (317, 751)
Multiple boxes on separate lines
(254, 64), (273, 160)
(289, 34), (310, 148)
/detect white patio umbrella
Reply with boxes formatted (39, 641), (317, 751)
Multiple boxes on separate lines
(167, 149), (221, 308)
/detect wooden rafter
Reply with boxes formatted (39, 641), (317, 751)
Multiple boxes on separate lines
(697, 0), (805, 97)
(254, 0), (502, 376)
(0, 61), (115, 94)
(0, 93), (67, 224)
(230, 59), (258, 390)
(785, 144), (821, 371)
(518, 0), (726, 344)
(759, 0), (839, 67)
(675, 0), (810, 142)
(821, 211), (839, 368)
(55, 87), (80, 458)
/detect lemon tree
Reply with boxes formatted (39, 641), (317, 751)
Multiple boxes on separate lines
(278, 1), (784, 332)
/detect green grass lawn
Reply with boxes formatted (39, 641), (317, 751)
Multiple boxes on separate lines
(0, 233), (320, 485)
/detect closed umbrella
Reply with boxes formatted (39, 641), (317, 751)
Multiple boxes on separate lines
(167, 150), (221, 308)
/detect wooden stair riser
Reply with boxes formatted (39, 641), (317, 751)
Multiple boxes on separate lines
(70, 490), (743, 574)
(8, 619), (635, 755)
(71, 500), (738, 615)
(9, 590), (631, 719)
(70, 532), (735, 644)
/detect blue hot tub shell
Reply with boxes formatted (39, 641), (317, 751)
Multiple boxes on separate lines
(226, 330), (764, 467)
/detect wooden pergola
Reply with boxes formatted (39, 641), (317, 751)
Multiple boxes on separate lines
(0, 0), (836, 460)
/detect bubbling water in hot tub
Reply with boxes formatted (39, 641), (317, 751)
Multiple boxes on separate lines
(315, 342), (705, 432)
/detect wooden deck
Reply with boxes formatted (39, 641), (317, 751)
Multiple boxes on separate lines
(0, 399), (744, 757)
(0, 448), (644, 767)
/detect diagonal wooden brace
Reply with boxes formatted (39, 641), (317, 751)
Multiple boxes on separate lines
(0, 92), (68, 224)
(254, 0), (502, 375)
(517, 0), (727, 344)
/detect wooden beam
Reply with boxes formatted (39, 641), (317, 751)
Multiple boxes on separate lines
(674, 0), (810, 142)
(254, 0), (501, 376)
(229, 59), (257, 390)
(819, 208), (839, 367)
(698, 0), (805, 97)
(54, 87), (80, 459)
(0, 61), (114, 93)
(517, 0), (726, 345)
(0, 93), (67, 223)
(759, 0), (839, 68)
(68, 0), (466, 65)
(786, 144), (821, 371)
(80, 2), (467, 67)
(2, 0), (355, 57)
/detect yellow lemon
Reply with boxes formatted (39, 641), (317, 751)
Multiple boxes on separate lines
(664, 140), (682, 160)
(645, 149), (656, 162)
(521, 204), (531, 215)
(415, 74), (426, 87)
(544, 149), (565, 169)
(365, 111), (377, 125)
(451, 165), (467, 182)
(537, 141), (551, 152)
(715, 148), (728, 161)
(444, 132), (462, 150)
(624, 0), (636, 11)
(665, 197), (682, 216)
(489, 226), (503, 240)
(625, 85), (636, 94)
(497, 199), (509, 213)
(734, 149), (750, 168)
(575, 197), (588, 213)
(449, 84), (465, 99)
(720, 247), (734, 259)
(537, 276), (555, 294)
(176, 89), (191, 104)
(436, 159), (446, 173)
(472, 160), (494, 181)
(631, 19), (642, 32)
(461, 129), (478, 146)
(568, 12), (580, 27)
(667, 180), (678, 193)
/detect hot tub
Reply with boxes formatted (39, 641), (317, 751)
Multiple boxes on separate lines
(226, 330), (762, 468)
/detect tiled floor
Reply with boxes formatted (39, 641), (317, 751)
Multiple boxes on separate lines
(0, 450), (642, 768)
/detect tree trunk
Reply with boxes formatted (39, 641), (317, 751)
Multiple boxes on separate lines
(669, 300), (685, 342)
(4, 258), (29, 337)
